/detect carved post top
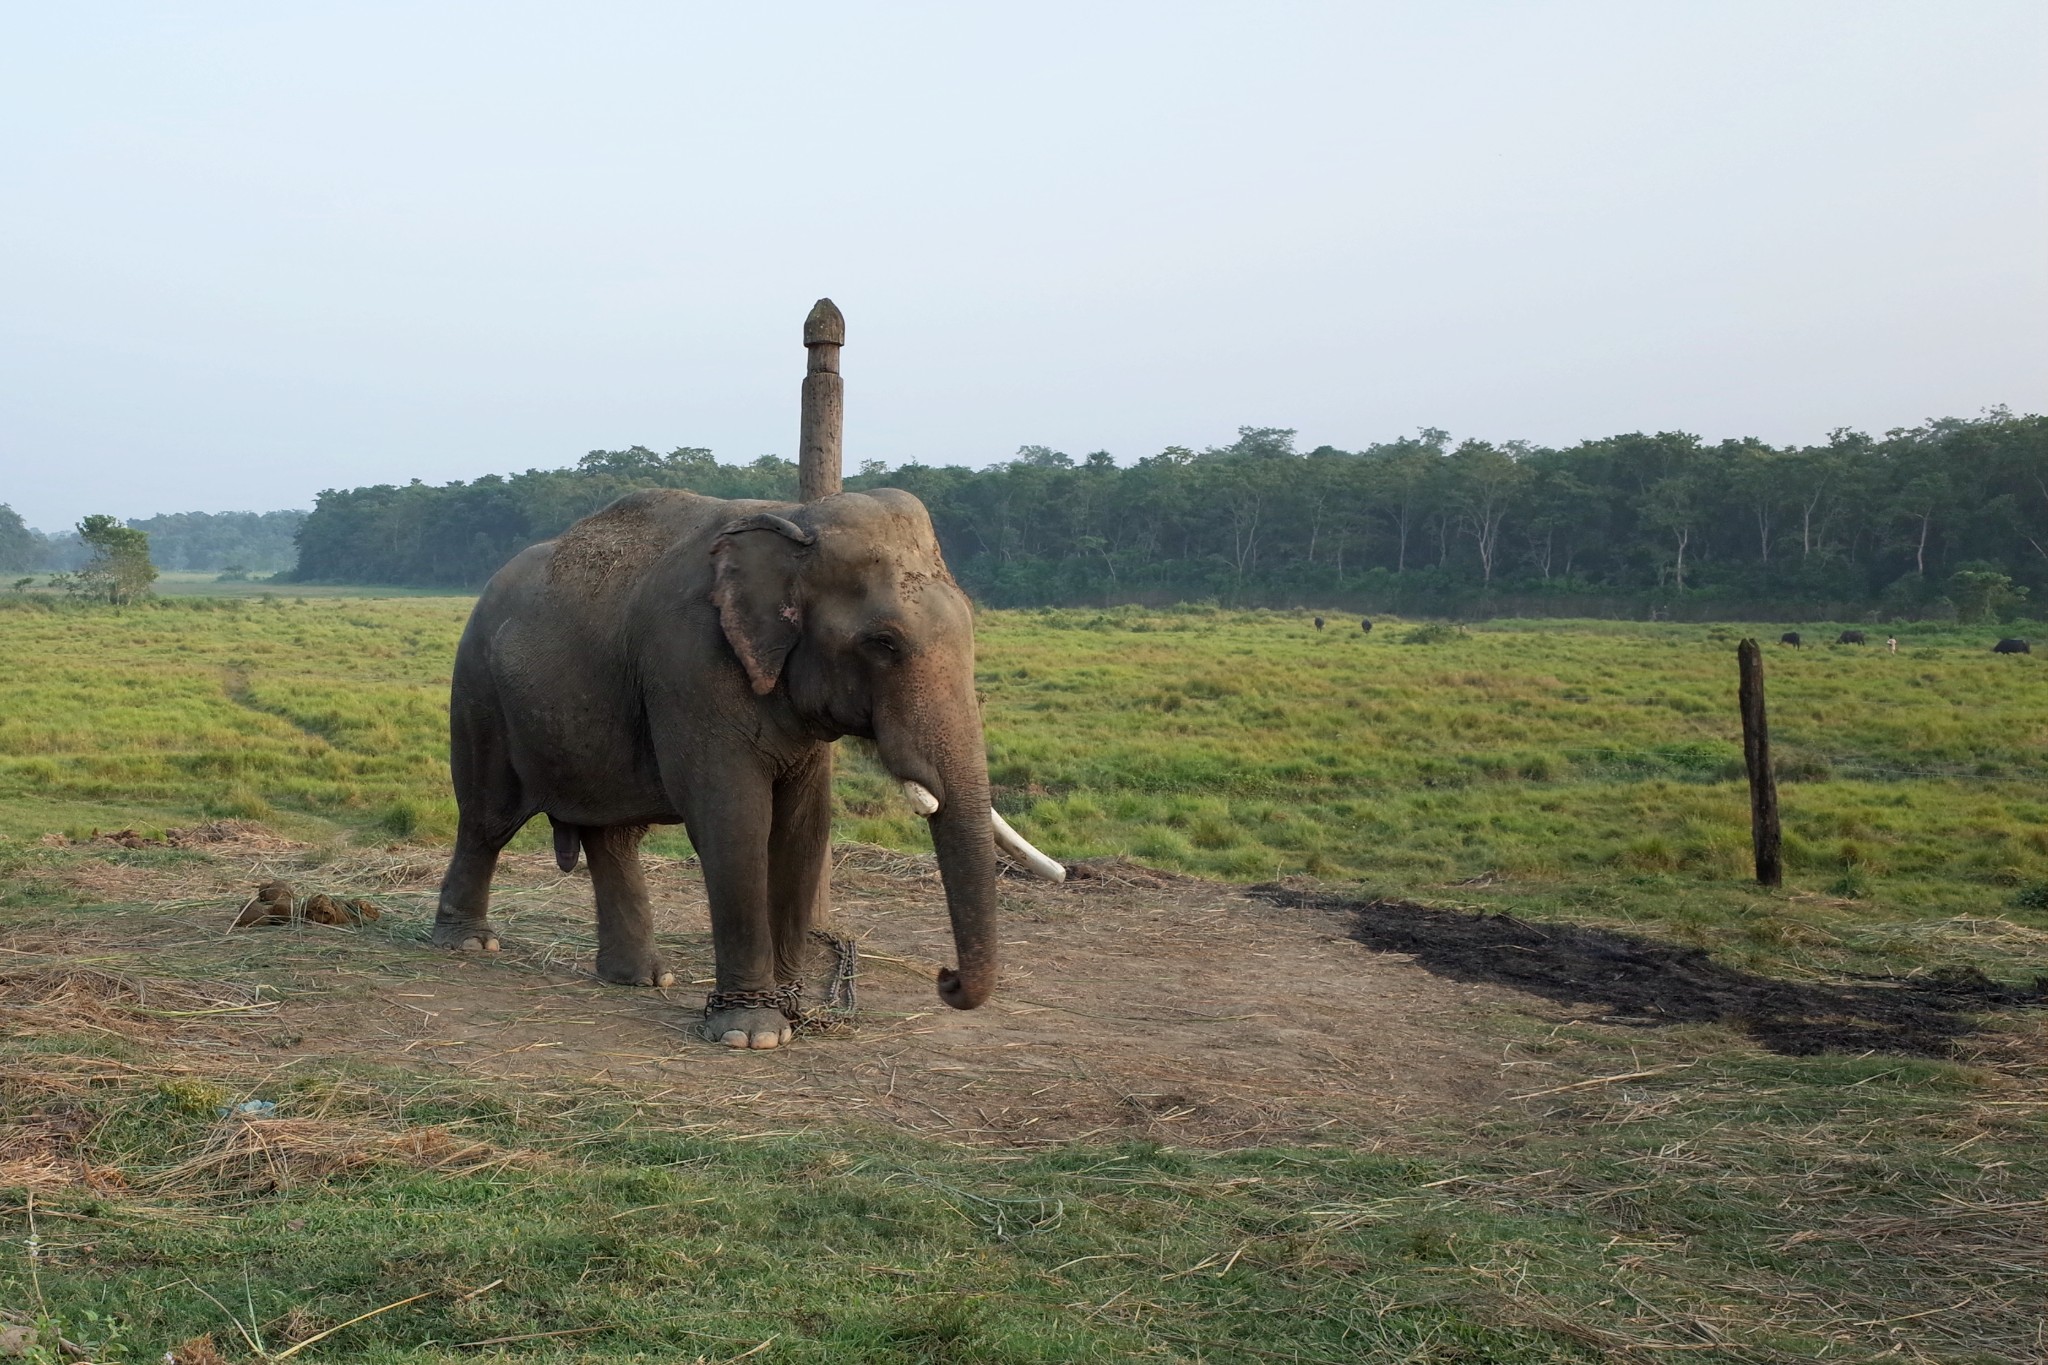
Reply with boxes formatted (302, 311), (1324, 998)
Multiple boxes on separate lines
(804, 297), (845, 348)
(798, 299), (844, 499)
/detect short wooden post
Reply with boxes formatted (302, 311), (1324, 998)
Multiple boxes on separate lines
(1737, 639), (1782, 887)
(799, 298), (845, 501)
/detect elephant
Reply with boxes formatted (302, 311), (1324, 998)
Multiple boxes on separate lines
(1780, 632), (1801, 647)
(432, 487), (1060, 1049)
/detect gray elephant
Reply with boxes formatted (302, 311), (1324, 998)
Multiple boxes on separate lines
(433, 487), (1058, 1048)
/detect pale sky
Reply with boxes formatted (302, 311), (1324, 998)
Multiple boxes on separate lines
(3, 2), (2043, 531)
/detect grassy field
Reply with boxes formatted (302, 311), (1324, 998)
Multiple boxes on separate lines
(4, 594), (2046, 977)
(3, 595), (2045, 1362)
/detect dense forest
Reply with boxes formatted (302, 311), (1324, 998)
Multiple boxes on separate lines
(0, 507), (305, 575)
(287, 411), (2046, 620)
(125, 510), (306, 573)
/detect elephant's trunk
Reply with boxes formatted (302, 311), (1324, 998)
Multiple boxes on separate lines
(876, 678), (999, 1011)
(929, 784), (999, 1010)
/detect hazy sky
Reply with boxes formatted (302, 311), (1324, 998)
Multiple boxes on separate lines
(3, 3), (2043, 530)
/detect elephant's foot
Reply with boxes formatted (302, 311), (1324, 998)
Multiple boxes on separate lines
(430, 917), (501, 953)
(701, 987), (798, 1049)
(595, 945), (676, 989)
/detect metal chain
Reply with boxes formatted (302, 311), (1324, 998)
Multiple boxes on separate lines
(703, 983), (803, 1022)
(703, 933), (860, 1034)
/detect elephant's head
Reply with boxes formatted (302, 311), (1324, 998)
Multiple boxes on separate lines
(709, 489), (1037, 1010)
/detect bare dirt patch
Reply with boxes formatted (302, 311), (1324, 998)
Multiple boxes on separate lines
(1251, 887), (2048, 1057)
(10, 840), (1521, 1149)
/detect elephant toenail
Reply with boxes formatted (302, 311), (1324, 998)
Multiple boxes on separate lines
(721, 1030), (749, 1047)
(752, 1032), (781, 1049)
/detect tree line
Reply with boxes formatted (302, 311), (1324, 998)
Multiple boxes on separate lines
(0, 507), (306, 576)
(284, 411), (2046, 619)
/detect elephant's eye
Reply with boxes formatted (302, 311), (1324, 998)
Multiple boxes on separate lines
(862, 633), (902, 660)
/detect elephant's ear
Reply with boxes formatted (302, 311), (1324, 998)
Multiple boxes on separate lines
(710, 514), (816, 695)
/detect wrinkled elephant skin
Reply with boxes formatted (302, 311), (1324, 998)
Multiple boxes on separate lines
(433, 489), (1000, 1048)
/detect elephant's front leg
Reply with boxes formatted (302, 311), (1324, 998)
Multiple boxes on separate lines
(584, 824), (675, 988)
(691, 775), (793, 1050)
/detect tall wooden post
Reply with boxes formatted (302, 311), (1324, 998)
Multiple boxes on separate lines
(799, 298), (845, 502)
(1737, 640), (1782, 887)
(799, 300), (844, 961)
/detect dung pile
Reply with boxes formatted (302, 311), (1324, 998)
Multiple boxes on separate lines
(233, 880), (384, 929)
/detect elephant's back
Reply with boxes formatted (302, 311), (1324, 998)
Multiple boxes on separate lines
(542, 489), (737, 599)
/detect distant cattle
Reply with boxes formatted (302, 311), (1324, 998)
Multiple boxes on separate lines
(1780, 632), (1801, 647)
(1994, 638), (2031, 654)
(1313, 616), (1324, 630)
(1836, 630), (1866, 645)
(1360, 619), (1373, 634)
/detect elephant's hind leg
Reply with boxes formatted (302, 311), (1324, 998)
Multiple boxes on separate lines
(434, 817), (512, 953)
(435, 664), (522, 953)
(586, 824), (675, 988)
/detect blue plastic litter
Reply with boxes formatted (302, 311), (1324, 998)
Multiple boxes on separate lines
(218, 1099), (278, 1119)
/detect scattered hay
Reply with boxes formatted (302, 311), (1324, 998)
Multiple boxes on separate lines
(1065, 856), (1190, 887)
(832, 842), (937, 880)
(156, 1115), (532, 1195)
(166, 1335), (232, 1365)
(0, 1126), (128, 1195)
(0, 1088), (130, 1193)
(0, 964), (277, 1045)
(1867, 915), (2048, 950)
(43, 820), (306, 852)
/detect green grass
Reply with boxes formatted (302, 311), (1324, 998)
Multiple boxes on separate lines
(3, 596), (2044, 980)
(3, 596), (2045, 1361)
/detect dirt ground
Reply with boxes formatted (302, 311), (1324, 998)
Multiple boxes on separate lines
(15, 828), (1528, 1149)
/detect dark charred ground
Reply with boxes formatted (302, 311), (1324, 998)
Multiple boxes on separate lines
(1251, 886), (2048, 1057)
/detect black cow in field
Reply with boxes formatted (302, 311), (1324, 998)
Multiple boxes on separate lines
(1836, 630), (1866, 645)
(1360, 619), (1373, 634)
(1313, 616), (1324, 630)
(1780, 632), (1802, 647)
(1994, 638), (2031, 654)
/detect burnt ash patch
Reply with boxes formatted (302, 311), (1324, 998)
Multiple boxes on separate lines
(1249, 887), (2048, 1057)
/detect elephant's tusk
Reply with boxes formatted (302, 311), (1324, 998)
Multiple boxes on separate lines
(903, 779), (1065, 882)
(990, 808), (1067, 883)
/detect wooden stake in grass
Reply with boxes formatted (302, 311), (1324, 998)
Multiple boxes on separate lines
(1738, 639), (1782, 887)
(799, 298), (845, 501)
